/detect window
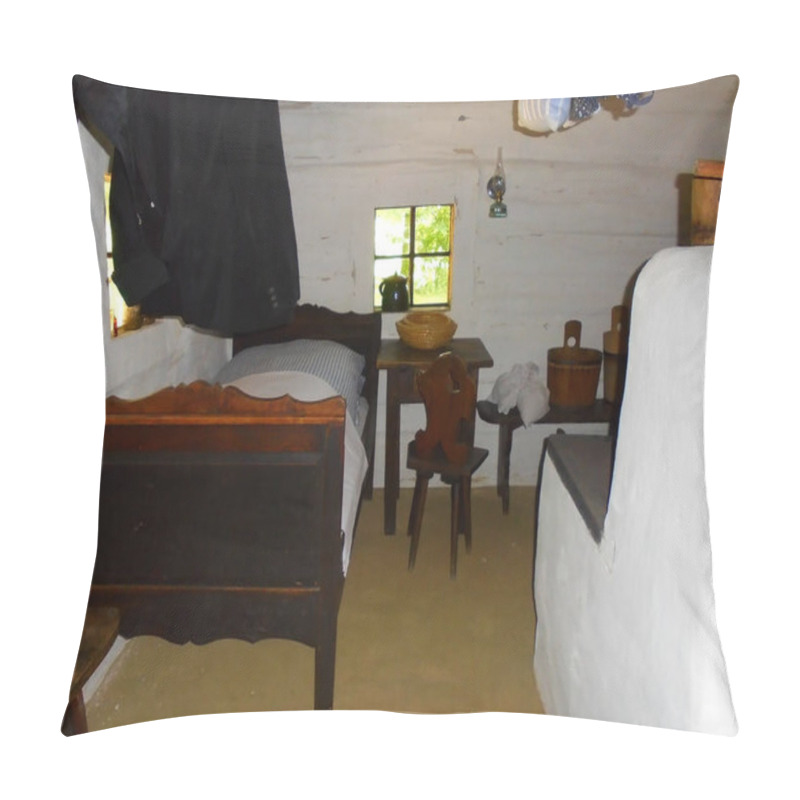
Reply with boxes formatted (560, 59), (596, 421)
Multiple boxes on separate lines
(373, 204), (453, 309)
(104, 173), (145, 335)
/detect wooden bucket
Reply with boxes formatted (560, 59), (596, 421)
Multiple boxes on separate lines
(603, 305), (629, 404)
(547, 320), (602, 408)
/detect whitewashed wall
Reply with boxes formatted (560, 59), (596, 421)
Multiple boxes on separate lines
(83, 75), (737, 482)
(278, 75), (738, 488)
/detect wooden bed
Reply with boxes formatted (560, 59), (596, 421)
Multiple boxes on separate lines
(87, 304), (380, 711)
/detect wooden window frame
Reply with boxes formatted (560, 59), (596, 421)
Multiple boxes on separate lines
(374, 204), (454, 310)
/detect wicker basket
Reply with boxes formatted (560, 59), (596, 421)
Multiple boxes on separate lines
(396, 312), (457, 350)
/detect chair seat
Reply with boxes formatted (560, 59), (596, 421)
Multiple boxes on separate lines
(407, 441), (489, 478)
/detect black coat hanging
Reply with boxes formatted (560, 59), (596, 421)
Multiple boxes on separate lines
(73, 75), (300, 335)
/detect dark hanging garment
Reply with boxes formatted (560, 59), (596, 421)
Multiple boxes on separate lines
(72, 75), (300, 335)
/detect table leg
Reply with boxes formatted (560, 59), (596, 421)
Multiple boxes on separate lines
(498, 421), (512, 514)
(384, 375), (401, 535)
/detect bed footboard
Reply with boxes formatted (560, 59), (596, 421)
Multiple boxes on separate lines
(90, 380), (348, 709)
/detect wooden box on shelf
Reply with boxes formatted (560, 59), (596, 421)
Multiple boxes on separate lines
(690, 159), (724, 245)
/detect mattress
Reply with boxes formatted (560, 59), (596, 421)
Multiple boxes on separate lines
(225, 370), (368, 575)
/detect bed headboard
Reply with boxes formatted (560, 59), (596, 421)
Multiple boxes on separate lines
(232, 303), (379, 358)
(232, 303), (382, 496)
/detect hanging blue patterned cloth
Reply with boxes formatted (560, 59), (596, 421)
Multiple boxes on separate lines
(570, 96), (600, 121)
(618, 91), (655, 108)
(570, 91), (654, 124)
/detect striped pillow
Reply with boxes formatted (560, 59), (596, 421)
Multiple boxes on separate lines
(215, 339), (366, 422)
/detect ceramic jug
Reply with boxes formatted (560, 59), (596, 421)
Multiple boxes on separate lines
(379, 273), (409, 312)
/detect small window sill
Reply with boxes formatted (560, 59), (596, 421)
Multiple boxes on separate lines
(375, 305), (451, 314)
(109, 315), (157, 339)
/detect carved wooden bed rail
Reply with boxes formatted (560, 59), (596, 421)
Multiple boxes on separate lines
(91, 380), (348, 710)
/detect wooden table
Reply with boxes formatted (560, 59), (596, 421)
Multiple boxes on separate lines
(378, 338), (494, 534)
(477, 398), (616, 514)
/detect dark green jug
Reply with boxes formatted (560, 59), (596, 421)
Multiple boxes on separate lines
(379, 274), (409, 312)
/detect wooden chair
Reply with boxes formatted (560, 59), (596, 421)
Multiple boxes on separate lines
(406, 353), (489, 577)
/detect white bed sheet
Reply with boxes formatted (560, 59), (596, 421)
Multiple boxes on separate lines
(225, 370), (368, 575)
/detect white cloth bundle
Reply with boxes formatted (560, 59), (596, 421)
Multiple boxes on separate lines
(488, 362), (550, 425)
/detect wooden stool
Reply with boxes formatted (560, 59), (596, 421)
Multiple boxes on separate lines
(476, 400), (524, 514)
(477, 398), (616, 514)
(405, 353), (488, 578)
(62, 606), (120, 736)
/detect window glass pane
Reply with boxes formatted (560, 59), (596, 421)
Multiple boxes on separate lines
(412, 256), (450, 306)
(374, 257), (409, 307)
(414, 205), (451, 254)
(373, 204), (452, 310)
(108, 259), (128, 331)
(105, 171), (145, 333)
(104, 174), (112, 250)
(375, 207), (411, 256)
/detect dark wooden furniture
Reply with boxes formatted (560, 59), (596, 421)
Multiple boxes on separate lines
(690, 159), (724, 245)
(62, 607), (120, 736)
(378, 338), (494, 534)
(86, 305), (380, 712)
(477, 398), (615, 513)
(405, 354), (489, 577)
